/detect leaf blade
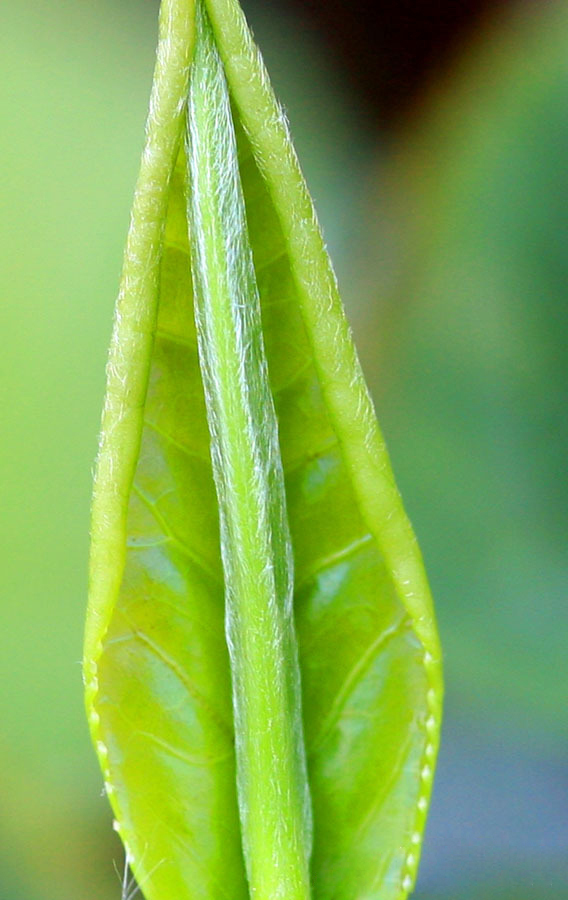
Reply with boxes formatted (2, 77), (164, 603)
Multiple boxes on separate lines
(204, 1), (443, 894)
(84, 2), (443, 898)
(85, 3), (249, 897)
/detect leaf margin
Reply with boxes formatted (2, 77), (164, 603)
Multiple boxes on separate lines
(83, 0), (196, 865)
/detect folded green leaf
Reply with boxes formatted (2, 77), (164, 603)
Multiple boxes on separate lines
(84, 1), (442, 899)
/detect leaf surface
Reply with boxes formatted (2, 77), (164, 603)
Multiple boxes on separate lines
(84, 1), (442, 899)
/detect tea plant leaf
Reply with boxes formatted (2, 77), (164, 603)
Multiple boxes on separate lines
(84, 1), (442, 899)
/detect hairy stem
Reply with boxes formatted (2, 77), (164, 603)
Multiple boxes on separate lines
(185, 4), (312, 899)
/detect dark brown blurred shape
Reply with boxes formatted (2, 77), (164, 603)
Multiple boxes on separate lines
(285, 0), (511, 126)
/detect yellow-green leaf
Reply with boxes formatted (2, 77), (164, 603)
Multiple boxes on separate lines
(84, 1), (442, 899)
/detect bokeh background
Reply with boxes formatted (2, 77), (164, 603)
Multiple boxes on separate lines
(1, 0), (566, 897)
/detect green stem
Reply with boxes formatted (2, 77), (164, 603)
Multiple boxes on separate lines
(185, 4), (312, 900)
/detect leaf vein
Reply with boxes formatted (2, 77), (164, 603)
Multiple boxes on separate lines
(132, 482), (221, 584)
(122, 620), (232, 740)
(308, 612), (409, 756)
(295, 532), (373, 593)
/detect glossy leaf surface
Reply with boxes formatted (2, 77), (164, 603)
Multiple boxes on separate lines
(84, 1), (442, 899)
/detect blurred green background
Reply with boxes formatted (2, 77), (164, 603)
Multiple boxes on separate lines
(1, 1), (566, 898)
